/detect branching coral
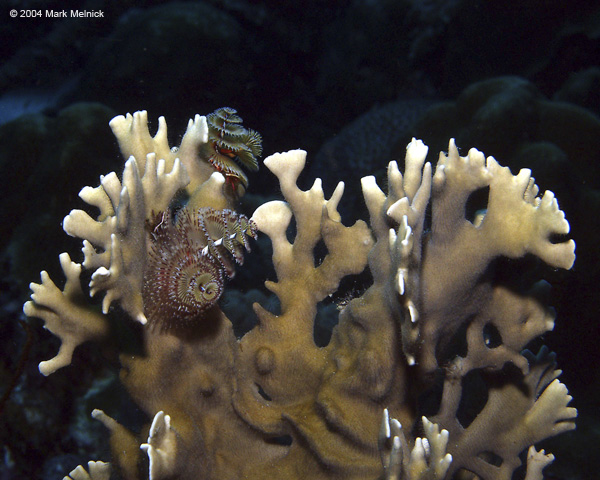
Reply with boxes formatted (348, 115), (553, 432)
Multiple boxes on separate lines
(24, 111), (576, 480)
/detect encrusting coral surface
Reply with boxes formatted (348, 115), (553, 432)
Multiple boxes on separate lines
(24, 109), (576, 480)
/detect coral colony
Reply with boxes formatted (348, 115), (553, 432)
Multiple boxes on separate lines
(24, 108), (576, 480)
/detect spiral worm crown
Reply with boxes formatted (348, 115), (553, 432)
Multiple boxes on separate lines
(143, 207), (257, 330)
(200, 107), (262, 188)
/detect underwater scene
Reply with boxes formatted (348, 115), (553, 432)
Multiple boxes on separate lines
(0, 1), (598, 479)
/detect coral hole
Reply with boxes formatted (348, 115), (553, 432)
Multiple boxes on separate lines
(482, 322), (502, 348)
(465, 186), (490, 225)
(255, 383), (272, 402)
(265, 435), (292, 446)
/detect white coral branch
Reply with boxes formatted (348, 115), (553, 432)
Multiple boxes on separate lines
(525, 378), (577, 440)
(109, 110), (209, 193)
(63, 461), (111, 480)
(379, 410), (452, 480)
(24, 111), (218, 372)
(482, 156), (575, 269)
(524, 446), (555, 480)
(252, 149), (372, 309)
(141, 153), (189, 218)
(140, 411), (178, 480)
(23, 253), (109, 375)
(407, 417), (452, 480)
(63, 145), (190, 325)
(362, 139), (432, 365)
(379, 408), (409, 477)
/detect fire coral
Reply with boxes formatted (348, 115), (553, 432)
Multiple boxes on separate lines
(24, 111), (576, 480)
